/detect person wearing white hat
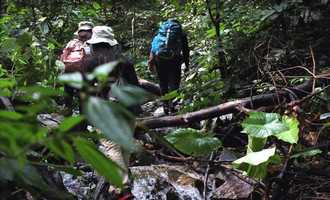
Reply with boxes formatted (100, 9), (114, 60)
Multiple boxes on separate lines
(83, 26), (139, 89)
(60, 21), (94, 112)
(83, 26), (141, 198)
(61, 21), (94, 71)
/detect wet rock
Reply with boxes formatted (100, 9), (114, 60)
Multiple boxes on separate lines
(62, 171), (97, 200)
(212, 169), (255, 199)
(37, 113), (64, 129)
(130, 165), (203, 200)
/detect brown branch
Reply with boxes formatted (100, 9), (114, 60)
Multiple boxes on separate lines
(138, 80), (313, 129)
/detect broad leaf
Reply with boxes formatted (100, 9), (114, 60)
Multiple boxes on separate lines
(58, 116), (84, 132)
(21, 86), (64, 99)
(84, 97), (138, 153)
(275, 116), (299, 144)
(0, 158), (48, 189)
(291, 149), (322, 159)
(93, 61), (118, 81)
(111, 84), (150, 106)
(242, 112), (288, 138)
(74, 138), (123, 188)
(58, 72), (83, 89)
(247, 136), (267, 152)
(164, 128), (222, 156)
(162, 90), (180, 101)
(0, 111), (23, 120)
(233, 147), (276, 166)
(46, 139), (75, 163)
(0, 78), (16, 89)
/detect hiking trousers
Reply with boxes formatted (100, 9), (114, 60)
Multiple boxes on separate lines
(155, 56), (182, 112)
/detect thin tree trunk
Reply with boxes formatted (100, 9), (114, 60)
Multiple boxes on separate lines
(206, 0), (227, 77)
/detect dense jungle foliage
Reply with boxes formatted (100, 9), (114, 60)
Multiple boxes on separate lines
(0, 0), (330, 199)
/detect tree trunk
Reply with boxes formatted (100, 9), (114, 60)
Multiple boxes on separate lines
(138, 80), (313, 129)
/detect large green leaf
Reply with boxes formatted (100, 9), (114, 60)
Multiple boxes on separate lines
(275, 116), (299, 144)
(247, 136), (267, 152)
(74, 138), (123, 188)
(58, 72), (83, 89)
(46, 139), (75, 163)
(0, 111), (23, 120)
(84, 97), (138, 153)
(242, 112), (288, 138)
(0, 158), (48, 189)
(111, 84), (150, 106)
(58, 116), (84, 132)
(164, 128), (222, 156)
(92, 61), (118, 81)
(233, 147), (276, 166)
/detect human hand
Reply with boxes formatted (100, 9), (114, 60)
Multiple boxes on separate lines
(148, 60), (156, 73)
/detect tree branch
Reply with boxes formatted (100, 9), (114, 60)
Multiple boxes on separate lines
(138, 80), (313, 129)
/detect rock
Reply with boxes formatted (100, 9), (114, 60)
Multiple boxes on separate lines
(37, 113), (64, 129)
(130, 165), (203, 200)
(153, 107), (166, 117)
(212, 169), (255, 199)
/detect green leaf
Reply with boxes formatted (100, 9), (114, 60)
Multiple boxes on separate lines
(74, 137), (123, 188)
(242, 112), (288, 138)
(58, 116), (84, 132)
(16, 32), (32, 46)
(164, 128), (222, 156)
(0, 78), (16, 89)
(291, 149), (322, 159)
(275, 116), (299, 144)
(233, 147), (276, 166)
(55, 60), (65, 71)
(92, 2), (101, 9)
(111, 84), (150, 106)
(40, 22), (49, 34)
(46, 139), (75, 163)
(0, 111), (23, 120)
(247, 136), (267, 152)
(0, 38), (17, 53)
(162, 90), (180, 101)
(0, 158), (48, 189)
(20, 86), (64, 100)
(84, 97), (138, 153)
(93, 61), (118, 80)
(58, 72), (83, 89)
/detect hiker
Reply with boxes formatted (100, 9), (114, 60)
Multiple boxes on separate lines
(82, 26), (141, 198)
(148, 19), (189, 114)
(83, 26), (141, 100)
(60, 21), (94, 111)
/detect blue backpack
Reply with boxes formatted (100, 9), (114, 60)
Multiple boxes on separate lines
(151, 20), (183, 59)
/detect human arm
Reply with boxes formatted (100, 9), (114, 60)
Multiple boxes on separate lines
(147, 51), (156, 73)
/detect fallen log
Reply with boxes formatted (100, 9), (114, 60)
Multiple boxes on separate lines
(138, 80), (313, 129)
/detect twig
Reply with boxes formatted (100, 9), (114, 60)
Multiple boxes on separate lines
(310, 46), (316, 93)
(268, 72), (281, 104)
(154, 151), (231, 164)
(203, 152), (214, 200)
(287, 85), (330, 107)
(279, 145), (293, 179)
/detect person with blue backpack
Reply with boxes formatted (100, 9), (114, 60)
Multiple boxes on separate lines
(148, 19), (190, 114)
